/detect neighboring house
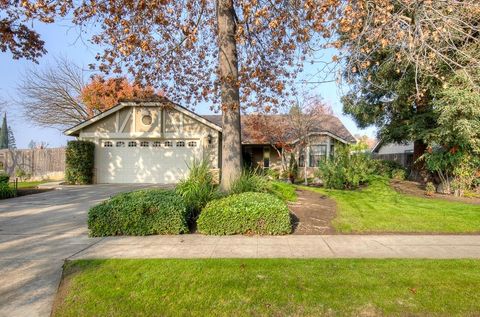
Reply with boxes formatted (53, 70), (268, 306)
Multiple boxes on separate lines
(65, 96), (355, 184)
(372, 141), (414, 168)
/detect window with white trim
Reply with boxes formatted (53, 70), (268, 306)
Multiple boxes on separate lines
(187, 141), (197, 147)
(153, 141), (162, 147)
(103, 141), (113, 147)
(140, 141), (150, 147)
(164, 141), (173, 147)
(128, 141), (138, 147)
(309, 144), (327, 167)
(116, 141), (125, 147)
(176, 141), (185, 147)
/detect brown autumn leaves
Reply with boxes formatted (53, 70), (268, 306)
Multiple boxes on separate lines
(2, 0), (480, 111)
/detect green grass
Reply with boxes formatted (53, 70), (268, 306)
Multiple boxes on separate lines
(16, 181), (48, 188)
(269, 181), (297, 202)
(301, 178), (480, 233)
(53, 259), (480, 317)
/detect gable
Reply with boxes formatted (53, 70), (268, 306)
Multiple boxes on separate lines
(65, 99), (222, 137)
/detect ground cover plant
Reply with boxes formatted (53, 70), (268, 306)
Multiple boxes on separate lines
(302, 178), (480, 233)
(197, 192), (291, 235)
(88, 189), (189, 236)
(52, 259), (480, 317)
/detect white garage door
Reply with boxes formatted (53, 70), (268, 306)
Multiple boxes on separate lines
(96, 140), (201, 184)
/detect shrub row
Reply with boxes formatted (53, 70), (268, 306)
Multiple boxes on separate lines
(0, 183), (16, 199)
(88, 189), (189, 237)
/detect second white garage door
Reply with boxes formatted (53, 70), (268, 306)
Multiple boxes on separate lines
(95, 140), (201, 184)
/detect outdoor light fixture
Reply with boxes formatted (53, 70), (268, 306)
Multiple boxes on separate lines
(207, 134), (213, 145)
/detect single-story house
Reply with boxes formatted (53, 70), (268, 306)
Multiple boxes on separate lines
(372, 141), (414, 168)
(65, 96), (355, 184)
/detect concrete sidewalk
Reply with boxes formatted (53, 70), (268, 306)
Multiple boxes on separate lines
(72, 234), (480, 260)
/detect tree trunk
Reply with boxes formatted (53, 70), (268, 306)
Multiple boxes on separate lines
(410, 139), (428, 181)
(217, 0), (242, 191)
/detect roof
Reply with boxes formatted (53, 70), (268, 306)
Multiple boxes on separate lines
(201, 114), (356, 144)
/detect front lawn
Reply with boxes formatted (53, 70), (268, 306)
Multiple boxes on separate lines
(17, 181), (48, 188)
(302, 178), (480, 233)
(53, 259), (480, 317)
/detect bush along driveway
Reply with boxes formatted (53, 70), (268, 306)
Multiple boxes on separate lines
(301, 178), (480, 234)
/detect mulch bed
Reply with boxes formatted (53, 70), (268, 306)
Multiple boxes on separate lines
(390, 180), (480, 205)
(289, 189), (336, 235)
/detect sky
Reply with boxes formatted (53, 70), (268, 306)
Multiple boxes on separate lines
(0, 20), (376, 149)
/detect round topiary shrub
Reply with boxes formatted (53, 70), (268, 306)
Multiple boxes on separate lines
(88, 189), (189, 237)
(197, 192), (292, 235)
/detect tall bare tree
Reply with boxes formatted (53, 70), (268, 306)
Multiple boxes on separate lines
(288, 96), (332, 185)
(18, 57), (89, 129)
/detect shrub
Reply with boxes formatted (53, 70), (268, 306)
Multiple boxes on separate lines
(374, 160), (405, 178)
(88, 189), (189, 237)
(175, 160), (218, 220)
(392, 168), (407, 180)
(65, 140), (95, 184)
(0, 183), (16, 199)
(425, 182), (436, 196)
(230, 169), (269, 194)
(197, 192), (291, 235)
(0, 171), (9, 184)
(317, 145), (376, 189)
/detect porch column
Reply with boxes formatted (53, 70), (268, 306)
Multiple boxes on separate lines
(326, 137), (331, 159)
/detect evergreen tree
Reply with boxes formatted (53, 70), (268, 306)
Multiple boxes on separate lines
(0, 114), (8, 150)
(7, 127), (16, 149)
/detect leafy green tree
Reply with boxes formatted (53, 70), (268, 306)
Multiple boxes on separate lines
(342, 52), (439, 178)
(0, 114), (8, 150)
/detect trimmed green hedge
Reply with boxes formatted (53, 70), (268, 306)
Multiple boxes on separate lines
(0, 183), (16, 199)
(0, 171), (9, 184)
(88, 189), (189, 237)
(197, 192), (292, 235)
(65, 140), (95, 184)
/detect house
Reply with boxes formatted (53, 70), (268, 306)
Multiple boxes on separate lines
(372, 141), (414, 168)
(65, 96), (355, 184)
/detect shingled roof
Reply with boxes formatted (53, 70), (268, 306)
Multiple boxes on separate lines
(201, 114), (356, 144)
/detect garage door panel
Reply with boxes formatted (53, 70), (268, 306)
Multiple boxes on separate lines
(96, 143), (201, 184)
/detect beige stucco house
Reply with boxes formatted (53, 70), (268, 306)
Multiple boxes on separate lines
(65, 96), (355, 184)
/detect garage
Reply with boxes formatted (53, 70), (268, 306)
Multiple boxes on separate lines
(95, 139), (201, 184)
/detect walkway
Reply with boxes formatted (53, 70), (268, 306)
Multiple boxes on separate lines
(72, 234), (480, 260)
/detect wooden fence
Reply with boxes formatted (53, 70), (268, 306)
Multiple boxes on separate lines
(0, 148), (66, 180)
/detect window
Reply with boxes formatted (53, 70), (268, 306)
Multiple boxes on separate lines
(263, 146), (270, 168)
(164, 141), (173, 147)
(103, 141), (113, 147)
(187, 141), (197, 147)
(116, 141), (125, 147)
(128, 141), (137, 147)
(142, 114), (152, 126)
(176, 141), (185, 147)
(140, 141), (150, 147)
(309, 145), (327, 167)
(153, 141), (162, 147)
(330, 144), (334, 158)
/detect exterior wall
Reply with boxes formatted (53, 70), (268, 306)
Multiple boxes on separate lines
(77, 104), (221, 183)
(375, 142), (414, 155)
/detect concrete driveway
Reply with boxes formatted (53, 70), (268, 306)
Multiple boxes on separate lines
(0, 184), (153, 317)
